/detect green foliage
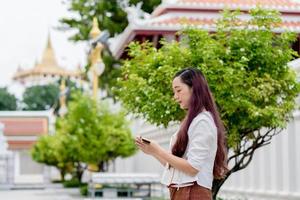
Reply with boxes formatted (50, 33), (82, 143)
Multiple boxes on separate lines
(60, 0), (161, 41)
(60, 0), (127, 40)
(31, 135), (59, 166)
(115, 41), (189, 126)
(32, 122), (86, 182)
(117, 8), (300, 148)
(0, 87), (17, 110)
(63, 178), (82, 188)
(80, 184), (88, 196)
(23, 84), (59, 110)
(31, 134), (73, 181)
(32, 92), (136, 181)
(129, 0), (162, 13)
(56, 92), (136, 169)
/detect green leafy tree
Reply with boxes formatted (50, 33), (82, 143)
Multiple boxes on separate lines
(56, 92), (136, 179)
(59, 0), (161, 97)
(0, 87), (17, 110)
(31, 135), (73, 181)
(55, 117), (87, 182)
(129, 0), (162, 13)
(23, 84), (59, 110)
(22, 80), (80, 112)
(116, 8), (300, 199)
(60, 0), (161, 41)
(60, 0), (126, 41)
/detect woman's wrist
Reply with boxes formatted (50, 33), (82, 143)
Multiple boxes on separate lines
(152, 144), (164, 157)
(155, 145), (167, 159)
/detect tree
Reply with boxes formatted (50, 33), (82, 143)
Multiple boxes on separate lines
(55, 116), (87, 182)
(115, 8), (300, 199)
(56, 92), (136, 180)
(31, 135), (73, 181)
(0, 87), (17, 110)
(23, 84), (59, 110)
(128, 0), (162, 13)
(60, 0), (161, 41)
(59, 0), (162, 97)
(59, 133), (85, 182)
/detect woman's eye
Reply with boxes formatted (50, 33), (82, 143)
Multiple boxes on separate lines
(177, 90), (181, 93)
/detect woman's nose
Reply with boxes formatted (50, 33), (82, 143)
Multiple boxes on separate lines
(174, 94), (178, 100)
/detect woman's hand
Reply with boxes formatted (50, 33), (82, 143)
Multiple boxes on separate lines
(135, 136), (161, 156)
(135, 136), (198, 176)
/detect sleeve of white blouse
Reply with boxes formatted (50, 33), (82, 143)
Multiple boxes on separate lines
(186, 118), (214, 171)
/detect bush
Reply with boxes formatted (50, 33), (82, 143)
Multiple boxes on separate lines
(63, 178), (81, 188)
(80, 184), (88, 196)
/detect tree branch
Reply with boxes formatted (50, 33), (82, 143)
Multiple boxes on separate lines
(230, 128), (282, 172)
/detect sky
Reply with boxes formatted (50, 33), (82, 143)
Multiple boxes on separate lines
(0, 0), (87, 94)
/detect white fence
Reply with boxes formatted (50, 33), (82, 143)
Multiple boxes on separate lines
(0, 155), (9, 184)
(219, 111), (300, 200)
(0, 123), (13, 189)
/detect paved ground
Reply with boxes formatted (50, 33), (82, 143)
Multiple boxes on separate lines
(0, 187), (84, 200)
(0, 187), (153, 200)
(0, 184), (166, 200)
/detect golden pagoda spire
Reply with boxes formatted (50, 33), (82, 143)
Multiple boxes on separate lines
(37, 33), (59, 68)
(46, 34), (52, 49)
(12, 30), (82, 83)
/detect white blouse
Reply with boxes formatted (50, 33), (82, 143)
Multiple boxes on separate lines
(160, 111), (217, 189)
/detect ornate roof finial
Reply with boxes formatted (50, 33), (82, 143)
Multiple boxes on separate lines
(59, 78), (68, 116)
(46, 32), (52, 49)
(90, 17), (101, 39)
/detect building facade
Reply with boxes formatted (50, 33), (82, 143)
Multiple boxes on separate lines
(0, 111), (55, 188)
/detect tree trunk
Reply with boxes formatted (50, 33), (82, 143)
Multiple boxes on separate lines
(212, 171), (232, 200)
(60, 169), (66, 182)
(75, 163), (84, 183)
(98, 161), (109, 172)
(98, 161), (104, 172)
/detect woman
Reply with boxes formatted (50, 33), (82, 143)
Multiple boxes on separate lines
(135, 68), (228, 200)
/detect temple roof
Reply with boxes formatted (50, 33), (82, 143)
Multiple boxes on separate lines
(154, 0), (300, 16)
(177, 0), (300, 7)
(110, 0), (300, 58)
(148, 13), (300, 31)
(13, 35), (81, 80)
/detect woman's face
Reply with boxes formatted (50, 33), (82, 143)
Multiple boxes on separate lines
(172, 76), (192, 110)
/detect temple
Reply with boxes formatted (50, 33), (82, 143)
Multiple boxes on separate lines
(110, 0), (300, 59)
(13, 35), (82, 87)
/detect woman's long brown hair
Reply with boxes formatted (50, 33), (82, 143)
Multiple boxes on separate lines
(172, 68), (228, 179)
